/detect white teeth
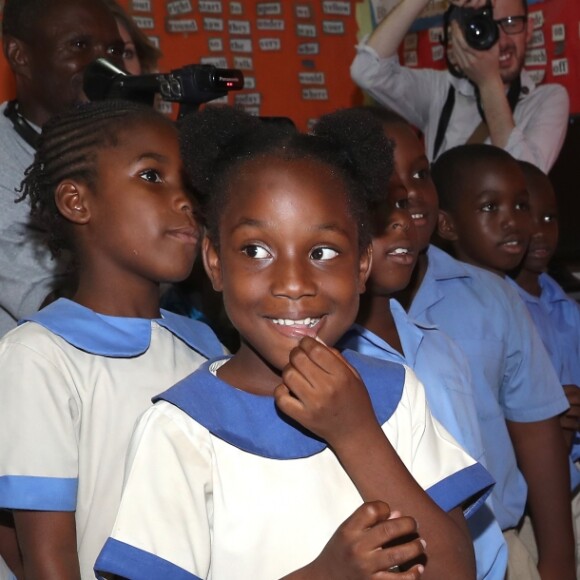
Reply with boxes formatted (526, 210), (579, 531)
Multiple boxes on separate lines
(272, 318), (319, 328)
(411, 213), (424, 220)
(390, 248), (409, 255)
(504, 240), (518, 246)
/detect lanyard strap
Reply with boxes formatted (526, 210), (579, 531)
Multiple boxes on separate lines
(432, 76), (522, 160)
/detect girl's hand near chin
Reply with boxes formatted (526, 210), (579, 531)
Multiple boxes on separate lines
(274, 336), (380, 448)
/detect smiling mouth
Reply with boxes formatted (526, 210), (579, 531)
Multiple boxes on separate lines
(500, 239), (525, 253)
(271, 317), (320, 328)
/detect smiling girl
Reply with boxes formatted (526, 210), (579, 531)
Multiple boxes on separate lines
(96, 105), (493, 580)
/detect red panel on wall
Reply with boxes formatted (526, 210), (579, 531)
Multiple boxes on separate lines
(0, 0), (578, 124)
(0, 0), (365, 130)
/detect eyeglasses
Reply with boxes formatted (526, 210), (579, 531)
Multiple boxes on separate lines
(495, 15), (527, 35)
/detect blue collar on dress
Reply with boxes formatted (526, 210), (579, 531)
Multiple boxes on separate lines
(155, 349), (406, 460)
(20, 298), (223, 359)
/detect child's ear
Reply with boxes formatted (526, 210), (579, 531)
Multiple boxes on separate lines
(437, 210), (459, 242)
(357, 244), (373, 293)
(55, 181), (91, 225)
(202, 235), (223, 292)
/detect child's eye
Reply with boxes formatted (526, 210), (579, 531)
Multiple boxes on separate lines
(139, 169), (163, 183)
(394, 197), (409, 210)
(542, 213), (557, 224)
(310, 247), (339, 261)
(412, 168), (430, 180)
(480, 202), (496, 212)
(515, 201), (530, 211)
(242, 244), (271, 259)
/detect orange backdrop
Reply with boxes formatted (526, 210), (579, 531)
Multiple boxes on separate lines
(0, 0), (578, 128)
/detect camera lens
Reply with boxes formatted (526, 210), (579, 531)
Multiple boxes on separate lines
(464, 12), (499, 50)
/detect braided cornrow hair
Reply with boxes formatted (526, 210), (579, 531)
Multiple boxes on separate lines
(19, 99), (176, 257)
(179, 105), (393, 251)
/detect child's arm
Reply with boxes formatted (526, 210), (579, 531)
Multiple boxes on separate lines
(13, 510), (80, 580)
(282, 501), (425, 579)
(561, 385), (580, 450)
(275, 337), (476, 580)
(506, 417), (576, 580)
(0, 512), (23, 579)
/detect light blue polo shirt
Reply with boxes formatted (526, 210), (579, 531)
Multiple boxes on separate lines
(509, 274), (580, 491)
(339, 300), (507, 579)
(408, 246), (569, 531)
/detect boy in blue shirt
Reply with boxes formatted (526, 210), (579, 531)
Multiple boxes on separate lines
(510, 160), (580, 574)
(338, 107), (507, 579)
(426, 143), (574, 579)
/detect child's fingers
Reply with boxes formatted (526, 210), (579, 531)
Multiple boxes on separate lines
(342, 500), (393, 531)
(294, 336), (362, 382)
(366, 514), (421, 551)
(273, 383), (306, 419)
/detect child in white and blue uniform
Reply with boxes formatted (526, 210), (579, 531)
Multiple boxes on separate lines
(97, 106), (494, 579)
(0, 101), (224, 579)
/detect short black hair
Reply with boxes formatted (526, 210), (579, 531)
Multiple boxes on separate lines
(179, 106), (394, 251)
(518, 160), (546, 183)
(19, 99), (177, 257)
(431, 143), (519, 212)
(2, 0), (51, 41)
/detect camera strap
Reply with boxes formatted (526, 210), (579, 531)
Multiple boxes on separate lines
(4, 100), (40, 150)
(432, 76), (521, 159)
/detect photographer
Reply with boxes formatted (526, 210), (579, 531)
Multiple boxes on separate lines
(351, 0), (569, 172)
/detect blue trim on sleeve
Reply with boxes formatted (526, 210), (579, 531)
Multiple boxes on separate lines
(155, 350), (406, 460)
(0, 475), (77, 510)
(95, 538), (200, 580)
(427, 462), (494, 518)
(20, 298), (223, 359)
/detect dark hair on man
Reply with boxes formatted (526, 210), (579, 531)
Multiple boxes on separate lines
(179, 106), (394, 251)
(2, 0), (52, 41)
(19, 99), (176, 257)
(431, 143), (518, 212)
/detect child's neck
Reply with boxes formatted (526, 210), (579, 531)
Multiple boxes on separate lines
(74, 273), (162, 319)
(357, 294), (403, 355)
(216, 344), (284, 396)
(514, 268), (543, 297)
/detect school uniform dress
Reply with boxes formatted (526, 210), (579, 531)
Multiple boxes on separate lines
(408, 246), (569, 533)
(0, 298), (223, 579)
(339, 299), (507, 579)
(96, 351), (494, 580)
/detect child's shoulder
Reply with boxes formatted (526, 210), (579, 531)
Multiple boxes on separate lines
(11, 298), (224, 359)
(426, 246), (519, 304)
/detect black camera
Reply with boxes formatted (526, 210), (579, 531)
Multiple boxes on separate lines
(83, 58), (244, 117)
(446, 1), (499, 51)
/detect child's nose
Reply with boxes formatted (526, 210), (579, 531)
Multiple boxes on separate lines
(174, 189), (194, 214)
(390, 207), (412, 231)
(271, 257), (316, 299)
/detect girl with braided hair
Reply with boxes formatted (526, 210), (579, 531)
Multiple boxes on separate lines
(97, 105), (493, 580)
(0, 99), (223, 579)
